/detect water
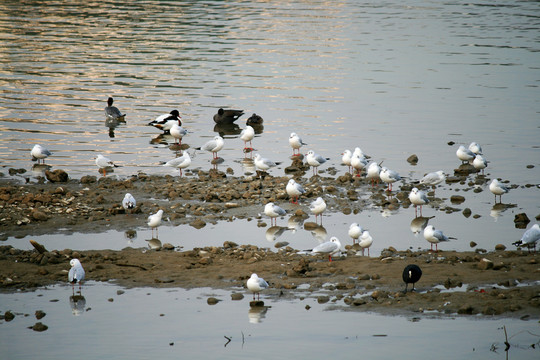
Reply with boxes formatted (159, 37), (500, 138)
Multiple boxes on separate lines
(0, 0), (539, 357)
(1, 283), (539, 360)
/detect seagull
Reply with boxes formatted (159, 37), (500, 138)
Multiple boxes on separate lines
(104, 97), (125, 120)
(423, 225), (453, 252)
(286, 179), (305, 204)
(197, 136), (224, 160)
(95, 154), (119, 176)
(170, 123), (188, 145)
(213, 108), (244, 124)
(148, 209), (163, 237)
(305, 150), (328, 176)
(472, 155), (488, 175)
(513, 224), (540, 253)
(310, 197), (327, 225)
(240, 125), (255, 152)
(264, 202), (286, 226)
(489, 179), (509, 203)
(31, 144), (52, 164)
(148, 110), (182, 133)
(366, 162), (381, 186)
(402, 264), (422, 293)
(68, 259), (85, 293)
(419, 170), (446, 187)
(351, 153), (368, 177)
(246, 273), (269, 301)
(409, 187), (429, 217)
(456, 145), (475, 163)
(341, 150), (353, 174)
(468, 142), (483, 155)
(358, 230), (373, 256)
(311, 236), (342, 262)
(164, 152), (191, 176)
(254, 153), (280, 173)
(289, 132), (307, 156)
(122, 193), (136, 213)
(348, 223), (363, 244)
(380, 167), (401, 191)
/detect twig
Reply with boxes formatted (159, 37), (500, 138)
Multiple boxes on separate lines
(504, 325), (510, 352)
(224, 336), (231, 347)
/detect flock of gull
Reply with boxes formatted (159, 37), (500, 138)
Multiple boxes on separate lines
(27, 97), (540, 296)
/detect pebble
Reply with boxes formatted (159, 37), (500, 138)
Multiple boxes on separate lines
(30, 322), (48, 332)
(207, 297), (220, 305)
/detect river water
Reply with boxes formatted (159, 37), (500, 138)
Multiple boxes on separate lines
(0, 0), (539, 358)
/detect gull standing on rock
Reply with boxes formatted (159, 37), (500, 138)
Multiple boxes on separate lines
(472, 155), (488, 175)
(264, 202), (286, 226)
(409, 187), (429, 217)
(311, 236), (342, 262)
(359, 230), (373, 256)
(286, 179), (305, 204)
(366, 162), (381, 186)
(31, 144), (52, 164)
(513, 224), (540, 253)
(310, 197), (327, 225)
(341, 150), (353, 174)
(351, 153), (368, 177)
(164, 152), (191, 176)
(423, 225), (453, 252)
(348, 223), (363, 244)
(254, 153), (280, 173)
(419, 170), (445, 188)
(170, 123), (188, 145)
(289, 132), (307, 156)
(489, 178), (509, 204)
(197, 136), (224, 160)
(380, 167), (401, 192)
(68, 259), (85, 293)
(148, 209), (163, 237)
(240, 125), (255, 153)
(95, 154), (119, 176)
(456, 145), (475, 163)
(305, 150), (328, 176)
(122, 193), (136, 213)
(247, 273), (269, 301)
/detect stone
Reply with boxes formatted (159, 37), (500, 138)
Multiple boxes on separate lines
(231, 293), (244, 301)
(477, 258), (493, 270)
(317, 296), (330, 304)
(450, 195), (465, 204)
(207, 297), (220, 305)
(494, 244), (506, 251)
(4, 311), (15, 321)
(514, 213), (530, 228)
(31, 209), (49, 221)
(35, 310), (46, 320)
(190, 219), (206, 229)
(45, 169), (68, 183)
(30, 322), (48, 332)
(407, 154), (418, 165)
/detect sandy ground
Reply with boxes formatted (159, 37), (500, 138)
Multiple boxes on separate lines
(0, 168), (539, 318)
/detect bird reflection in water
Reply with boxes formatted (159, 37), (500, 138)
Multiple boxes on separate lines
(105, 117), (126, 138)
(287, 215), (305, 233)
(409, 216), (434, 236)
(241, 158), (256, 175)
(124, 229), (137, 244)
(248, 305), (271, 324)
(69, 294), (86, 316)
(265, 226), (288, 242)
(307, 224), (327, 243)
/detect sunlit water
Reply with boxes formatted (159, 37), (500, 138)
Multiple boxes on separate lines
(1, 283), (539, 360)
(0, 0), (539, 357)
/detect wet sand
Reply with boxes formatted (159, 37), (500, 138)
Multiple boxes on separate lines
(0, 169), (539, 318)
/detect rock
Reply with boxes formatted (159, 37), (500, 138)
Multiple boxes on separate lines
(249, 300), (265, 307)
(117, 290), (125, 295)
(30, 240), (47, 254)
(494, 244), (506, 251)
(443, 278), (462, 289)
(462, 208), (472, 218)
(45, 169), (68, 183)
(189, 219), (206, 229)
(4, 311), (15, 321)
(199, 257), (212, 265)
(371, 290), (388, 300)
(407, 154), (418, 165)
(31, 209), (49, 221)
(317, 296), (330, 304)
(469, 241), (477, 248)
(457, 305), (475, 315)
(35, 310), (46, 319)
(291, 258), (311, 275)
(80, 175), (97, 184)
(162, 243), (175, 251)
(30, 322), (48, 332)
(231, 293), (244, 301)
(477, 258), (493, 270)
(514, 213), (530, 228)
(450, 195), (465, 204)
(207, 297), (220, 305)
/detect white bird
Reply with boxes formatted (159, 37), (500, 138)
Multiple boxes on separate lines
(358, 230), (373, 256)
(309, 197), (327, 225)
(341, 150), (353, 174)
(311, 236), (342, 262)
(351, 153), (368, 177)
(305, 150), (328, 176)
(366, 162), (381, 186)
(254, 153), (279, 172)
(353, 147), (366, 159)
(164, 152), (191, 176)
(122, 193), (136, 213)
(380, 167), (401, 191)
(198, 136), (224, 160)
(456, 145), (475, 163)
(472, 155), (488, 175)
(104, 97), (125, 120)
(289, 132), (307, 156)
(247, 273), (269, 300)
(148, 209), (163, 237)
(240, 125), (255, 152)
(419, 170), (446, 188)
(264, 202), (286, 226)
(148, 110), (181, 132)
(409, 187), (429, 217)
(489, 179), (509, 203)
(513, 224), (540, 253)
(286, 178), (305, 204)
(31, 144), (52, 164)
(68, 259), (85, 292)
(95, 154), (118, 176)
(423, 225), (453, 252)
(468, 142), (483, 155)
(348, 223), (363, 244)
(170, 123), (188, 145)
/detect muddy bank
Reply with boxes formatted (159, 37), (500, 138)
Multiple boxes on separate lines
(1, 243), (539, 318)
